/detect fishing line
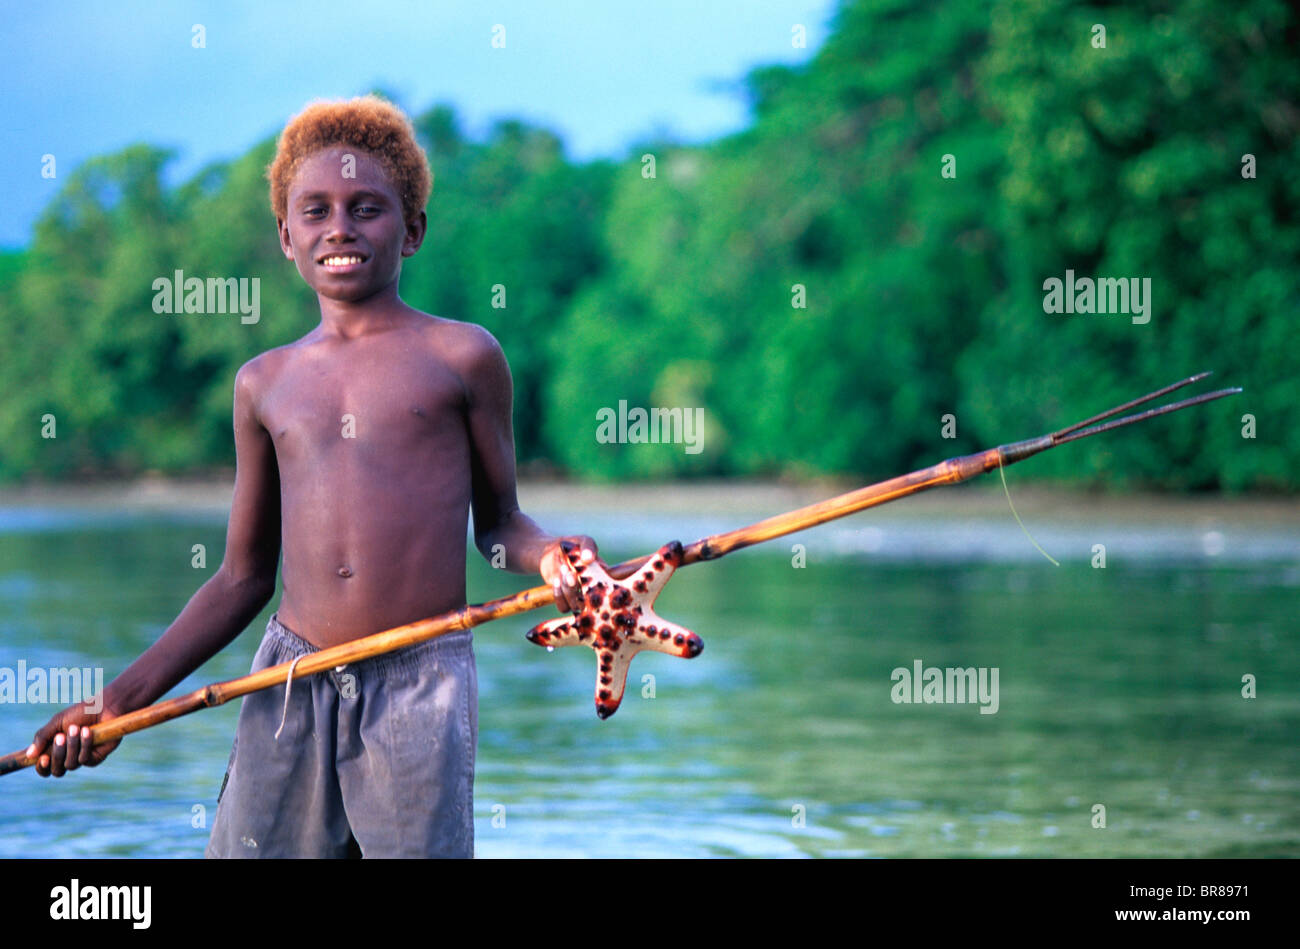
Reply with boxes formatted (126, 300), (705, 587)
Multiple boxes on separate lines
(998, 455), (1059, 566)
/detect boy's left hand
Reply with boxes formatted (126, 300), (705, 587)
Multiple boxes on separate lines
(540, 535), (601, 613)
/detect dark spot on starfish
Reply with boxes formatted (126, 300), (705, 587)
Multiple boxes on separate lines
(596, 705), (613, 720)
(578, 630), (591, 641)
(674, 633), (685, 646)
(653, 560), (664, 570)
(686, 637), (704, 657)
(601, 611), (610, 620)
(611, 589), (632, 608)
(659, 630), (671, 640)
(587, 592), (604, 608)
(598, 624), (613, 637)
(598, 689), (611, 701)
(634, 580), (648, 593)
(600, 675), (611, 686)
(645, 625), (657, 635)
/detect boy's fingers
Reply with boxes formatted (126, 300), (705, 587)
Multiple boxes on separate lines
(50, 733), (67, 777)
(64, 727), (82, 771)
(36, 754), (51, 777)
(547, 536), (600, 612)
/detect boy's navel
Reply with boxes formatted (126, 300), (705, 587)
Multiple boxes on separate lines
(337, 566), (353, 578)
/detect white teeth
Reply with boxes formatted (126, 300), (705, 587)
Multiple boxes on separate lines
(322, 255), (363, 266)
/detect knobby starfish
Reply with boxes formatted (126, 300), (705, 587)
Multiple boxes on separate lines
(525, 539), (704, 719)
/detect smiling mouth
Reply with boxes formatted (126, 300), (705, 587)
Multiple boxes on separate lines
(318, 253), (369, 270)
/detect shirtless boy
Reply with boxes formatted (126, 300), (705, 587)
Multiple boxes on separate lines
(27, 96), (599, 858)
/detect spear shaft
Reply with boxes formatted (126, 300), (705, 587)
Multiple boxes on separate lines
(0, 373), (1239, 775)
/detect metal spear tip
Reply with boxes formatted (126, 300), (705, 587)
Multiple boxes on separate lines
(1050, 371), (1225, 442)
(1053, 384), (1243, 446)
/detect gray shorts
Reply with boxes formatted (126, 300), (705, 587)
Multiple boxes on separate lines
(205, 612), (477, 858)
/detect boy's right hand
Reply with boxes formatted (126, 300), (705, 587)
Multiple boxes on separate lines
(28, 702), (124, 777)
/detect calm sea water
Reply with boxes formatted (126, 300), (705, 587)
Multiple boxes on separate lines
(1, 504), (1296, 857)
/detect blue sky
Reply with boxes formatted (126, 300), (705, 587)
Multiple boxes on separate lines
(0, 1), (838, 249)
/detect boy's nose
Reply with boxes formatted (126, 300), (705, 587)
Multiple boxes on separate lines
(324, 218), (358, 240)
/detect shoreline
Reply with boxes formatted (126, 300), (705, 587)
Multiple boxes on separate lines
(0, 472), (1297, 527)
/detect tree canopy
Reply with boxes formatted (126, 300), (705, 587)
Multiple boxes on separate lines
(2, 0), (1295, 490)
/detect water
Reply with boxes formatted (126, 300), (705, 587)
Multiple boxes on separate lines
(1, 505), (1296, 857)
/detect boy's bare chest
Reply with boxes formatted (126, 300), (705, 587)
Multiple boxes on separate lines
(259, 342), (468, 461)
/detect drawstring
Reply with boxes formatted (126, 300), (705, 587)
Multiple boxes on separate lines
(273, 659), (351, 740)
(274, 655), (307, 741)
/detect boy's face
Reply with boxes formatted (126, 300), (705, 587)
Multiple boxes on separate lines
(278, 146), (426, 303)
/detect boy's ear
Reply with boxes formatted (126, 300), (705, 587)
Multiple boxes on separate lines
(276, 217), (295, 260)
(401, 210), (427, 258)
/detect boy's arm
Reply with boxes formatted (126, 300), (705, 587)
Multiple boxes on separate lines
(459, 326), (596, 613)
(29, 361), (282, 777)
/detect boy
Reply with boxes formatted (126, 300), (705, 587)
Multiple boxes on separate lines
(27, 96), (600, 858)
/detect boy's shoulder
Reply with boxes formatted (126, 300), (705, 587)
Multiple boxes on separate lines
(231, 339), (298, 399)
(416, 314), (511, 402)
(420, 314), (506, 374)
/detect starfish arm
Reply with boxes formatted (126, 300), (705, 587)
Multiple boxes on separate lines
(628, 613), (704, 659)
(626, 540), (684, 600)
(593, 644), (634, 719)
(524, 615), (582, 648)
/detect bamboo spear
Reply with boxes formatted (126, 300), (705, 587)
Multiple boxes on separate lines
(0, 372), (1239, 774)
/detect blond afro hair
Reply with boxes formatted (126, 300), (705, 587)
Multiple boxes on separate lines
(268, 95), (432, 223)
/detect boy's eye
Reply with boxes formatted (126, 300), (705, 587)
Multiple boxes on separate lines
(299, 203), (380, 218)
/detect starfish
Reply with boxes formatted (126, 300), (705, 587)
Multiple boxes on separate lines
(525, 539), (703, 719)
